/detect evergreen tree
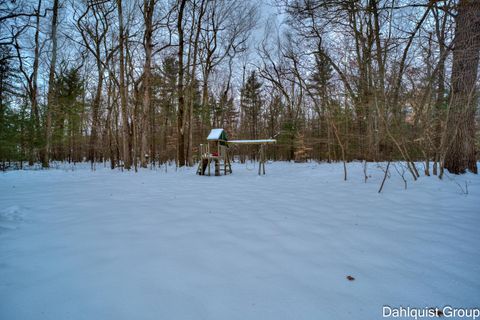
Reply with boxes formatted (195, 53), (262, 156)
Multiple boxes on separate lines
(0, 46), (22, 167)
(51, 67), (85, 161)
(307, 48), (334, 161)
(240, 71), (262, 139)
(308, 49), (333, 108)
(152, 56), (178, 160)
(222, 94), (238, 136)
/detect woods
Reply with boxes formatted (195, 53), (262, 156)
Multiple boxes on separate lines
(1, 1), (480, 316)
(0, 0), (478, 174)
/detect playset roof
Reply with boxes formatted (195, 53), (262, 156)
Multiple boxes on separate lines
(207, 128), (228, 141)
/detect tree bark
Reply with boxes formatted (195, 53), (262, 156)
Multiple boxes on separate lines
(176, 0), (187, 167)
(117, 0), (132, 169)
(443, 0), (480, 174)
(89, 63), (103, 166)
(30, 0), (42, 165)
(140, 0), (155, 168)
(186, 0), (206, 166)
(44, 0), (59, 168)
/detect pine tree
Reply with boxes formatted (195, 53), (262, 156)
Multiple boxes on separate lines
(51, 68), (85, 161)
(308, 49), (333, 135)
(0, 46), (22, 167)
(308, 49), (334, 161)
(308, 50), (333, 104)
(154, 56), (178, 161)
(240, 71), (262, 139)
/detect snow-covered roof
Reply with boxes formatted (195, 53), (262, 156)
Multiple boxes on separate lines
(207, 128), (227, 141)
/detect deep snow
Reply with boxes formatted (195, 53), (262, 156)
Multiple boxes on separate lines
(0, 162), (479, 320)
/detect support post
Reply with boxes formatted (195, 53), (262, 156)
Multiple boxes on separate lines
(258, 145), (265, 175)
(224, 153), (227, 175)
(215, 159), (220, 176)
(262, 145), (266, 175)
(258, 148), (261, 175)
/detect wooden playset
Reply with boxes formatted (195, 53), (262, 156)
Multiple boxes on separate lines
(197, 128), (276, 176)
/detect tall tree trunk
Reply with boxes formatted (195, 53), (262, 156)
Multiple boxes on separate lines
(30, 0), (42, 166)
(44, 0), (59, 168)
(432, 3), (448, 176)
(443, 0), (480, 174)
(187, 0), (206, 166)
(140, 0), (155, 168)
(89, 61), (103, 166)
(117, 0), (132, 169)
(176, 0), (187, 167)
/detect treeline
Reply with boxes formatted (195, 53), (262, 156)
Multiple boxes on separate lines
(0, 0), (479, 176)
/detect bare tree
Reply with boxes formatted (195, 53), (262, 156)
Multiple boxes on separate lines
(176, 0), (187, 167)
(139, 0), (156, 168)
(442, 0), (480, 174)
(117, 0), (132, 169)
(44, 0), (59, 168)
(76, 1), (116, 167)
(185, 0), (207, 166)
(13, 0), (43, 165)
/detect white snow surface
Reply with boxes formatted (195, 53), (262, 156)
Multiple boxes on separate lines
(0, 162), (479, 320)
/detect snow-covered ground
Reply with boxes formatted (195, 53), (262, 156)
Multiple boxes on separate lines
(1, 162), (479, 320)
